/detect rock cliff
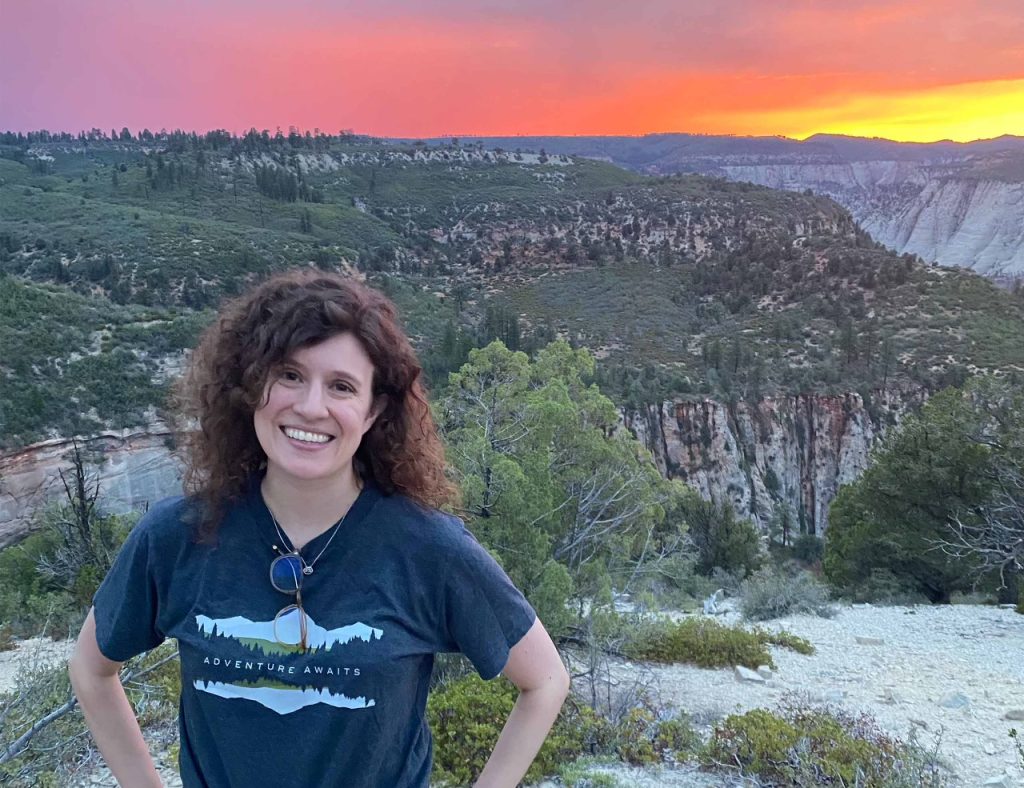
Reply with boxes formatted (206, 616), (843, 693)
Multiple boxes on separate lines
(715, 162), (1024, 281)
(1, 389), (925, 546)
(0, 425), (183, 548)
(624, 387), (926, 535)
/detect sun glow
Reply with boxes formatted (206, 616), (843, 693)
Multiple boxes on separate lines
(728, 78), (1024, 143)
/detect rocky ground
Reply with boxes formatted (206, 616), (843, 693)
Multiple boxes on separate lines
(0, 637), (74, 693)
(571, 603), (1024, 787)
(2, 604), (1022, 787)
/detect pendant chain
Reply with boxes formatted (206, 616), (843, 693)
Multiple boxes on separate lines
(268, 508), (348, 576)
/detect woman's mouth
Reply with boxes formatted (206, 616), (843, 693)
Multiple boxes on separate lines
(281, 426), (335, 444)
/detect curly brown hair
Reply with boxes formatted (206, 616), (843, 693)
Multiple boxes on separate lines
(174, 268), (456, 536)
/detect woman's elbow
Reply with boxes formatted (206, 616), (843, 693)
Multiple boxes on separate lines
(556, 663), (571, 699)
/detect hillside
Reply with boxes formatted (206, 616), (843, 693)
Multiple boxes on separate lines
(450, 133), (1024, 282)
(2, 132), (1024, 451)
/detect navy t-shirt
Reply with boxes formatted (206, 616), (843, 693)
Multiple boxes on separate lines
(92, 479), (536, 787)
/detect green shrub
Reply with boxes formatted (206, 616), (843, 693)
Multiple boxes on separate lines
(127, 643), (182, 727)
(612, 704), (697, 766)
(557, 757), (622, 787)
(842, 568), (930, 605)
(1017, 587), (1024, 615)
(651, 711), (701, 764)
(682, 497), (762, 577)
(757, 628), (815, 655)
(0, 471), (137, 640)
(704, 704), (917, 787)
(624, 617), (773, 669)
(0, 528), (87, 638)
(2, 589), (82, 641)
(740, 567), (835, 621)
(615, 707), (658, 765)
(165, 743), (182, 775)
(0, 624), (15, 652)
(426, 671), (701, 783)
(791, 534), (824, 564)
(427, 673), (592, 786)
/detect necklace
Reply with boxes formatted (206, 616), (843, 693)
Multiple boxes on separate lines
(268, 507), (348, 576)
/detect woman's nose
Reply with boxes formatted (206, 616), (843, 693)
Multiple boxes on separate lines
(293, 384), (328, 417)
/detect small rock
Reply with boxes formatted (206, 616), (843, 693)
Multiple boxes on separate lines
(757, 665), (773, 679)
(1004, 709), (1024, 721)
(880, 687), (900, 704)
(938, 691), (971, 710)
(822, 688), (846, 704)
(980, 774), (1014, 788)
(983, 742), (998, 755)
(910, 718), (929, 730)
(734, 665), (766, 683)
(855, 635), (885, 645)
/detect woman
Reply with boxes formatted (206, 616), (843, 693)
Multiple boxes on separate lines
(69, 269), (569, 787)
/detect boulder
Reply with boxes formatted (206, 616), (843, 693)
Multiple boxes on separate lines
(938, 692), (971, 710)
(980, 774), (1014, 788)
(855, 635), (885, 645)
(734, 666), (766, 683)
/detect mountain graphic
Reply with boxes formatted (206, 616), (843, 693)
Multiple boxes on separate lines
(195, 612), (383, 652)
(195, 679), (376, 715)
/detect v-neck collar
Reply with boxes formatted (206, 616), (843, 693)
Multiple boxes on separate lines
(241, 473), (382, 560)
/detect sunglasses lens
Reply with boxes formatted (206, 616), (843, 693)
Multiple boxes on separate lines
(271, 555), (303, 593)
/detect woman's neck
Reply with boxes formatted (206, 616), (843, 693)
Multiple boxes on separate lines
(260, 467), (362, 549)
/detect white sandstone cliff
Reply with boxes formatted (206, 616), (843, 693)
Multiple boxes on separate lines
(0, 423), (183, 548)
(717, 162), (1024, 280)
(624, 388), (925, 535)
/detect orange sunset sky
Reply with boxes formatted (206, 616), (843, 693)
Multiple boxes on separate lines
(2, 0), (1023, 142)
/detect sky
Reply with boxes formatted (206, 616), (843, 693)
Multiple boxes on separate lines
(2, 0), (1024, 142)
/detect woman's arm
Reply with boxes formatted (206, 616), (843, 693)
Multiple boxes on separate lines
(68, 608), (163, 788)
(473, 617), (571, 788)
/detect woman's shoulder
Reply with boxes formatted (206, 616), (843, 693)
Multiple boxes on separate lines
(373, 491), (468, 546)
(132, 494), (201, 545)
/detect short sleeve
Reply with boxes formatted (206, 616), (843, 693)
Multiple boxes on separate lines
(442, 521), (536, 680)
(92, 507), (167, 662)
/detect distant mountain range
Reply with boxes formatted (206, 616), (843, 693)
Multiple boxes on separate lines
(442, 134), (1024, 282)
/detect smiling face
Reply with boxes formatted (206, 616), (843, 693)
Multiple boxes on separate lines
(253, 332), (381, 493)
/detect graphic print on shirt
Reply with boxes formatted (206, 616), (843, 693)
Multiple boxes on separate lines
(192, 611), (384, 715)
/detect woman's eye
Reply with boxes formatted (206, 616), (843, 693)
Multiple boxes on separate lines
(280, 369), (301, 382)
(332, 381), (354, 393)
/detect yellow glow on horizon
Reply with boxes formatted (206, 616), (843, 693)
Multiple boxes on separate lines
(723, 78), (1024, 143)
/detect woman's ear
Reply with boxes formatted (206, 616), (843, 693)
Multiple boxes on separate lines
(364, 395), (387, 432)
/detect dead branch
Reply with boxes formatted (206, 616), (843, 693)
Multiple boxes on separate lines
(0, 648), (179, 766)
